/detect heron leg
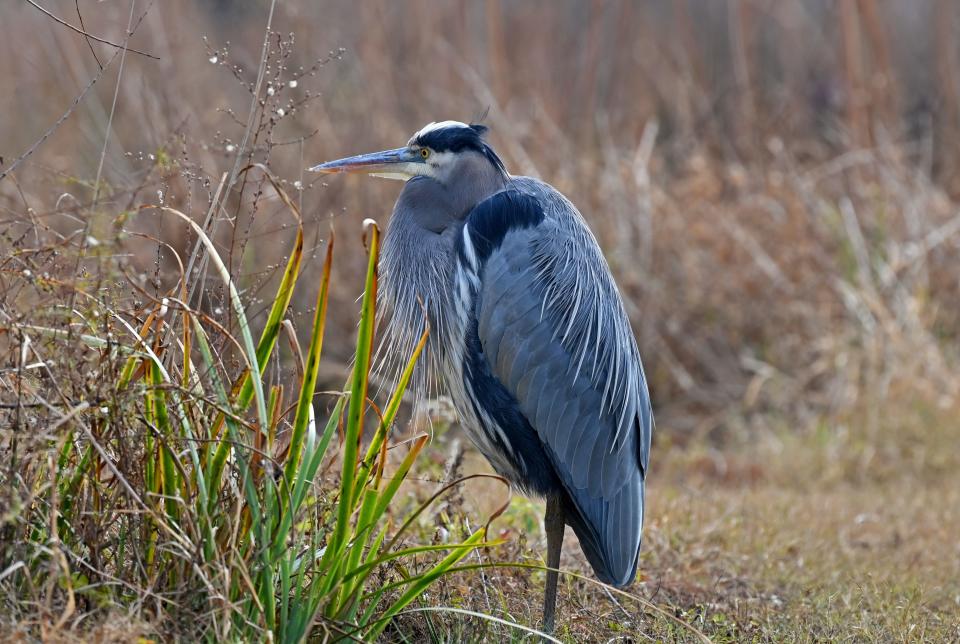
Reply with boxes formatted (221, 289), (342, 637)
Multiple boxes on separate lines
(542, 495), (564, 634)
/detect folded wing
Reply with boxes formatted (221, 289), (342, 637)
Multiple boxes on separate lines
(466, 180), (652, 586)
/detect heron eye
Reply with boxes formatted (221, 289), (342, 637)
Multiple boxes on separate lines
(420, 148), (431, 159)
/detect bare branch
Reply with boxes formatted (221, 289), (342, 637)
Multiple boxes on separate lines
(75, 0), (103, 69)
(24, 0), (159, 60)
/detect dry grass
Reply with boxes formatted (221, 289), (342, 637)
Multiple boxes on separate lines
(3, 1), (960, 641)
(405, 394), (960, 642)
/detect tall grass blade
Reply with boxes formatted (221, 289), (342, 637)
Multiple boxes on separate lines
(318, 222), (379, 601)
(283, 233), (333, 486)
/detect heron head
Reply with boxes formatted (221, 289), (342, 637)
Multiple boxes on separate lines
(309, 121), (507, 183)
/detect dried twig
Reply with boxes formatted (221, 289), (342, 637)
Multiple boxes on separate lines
(24, 0), (158, 60)
(74, 0), (103, 69)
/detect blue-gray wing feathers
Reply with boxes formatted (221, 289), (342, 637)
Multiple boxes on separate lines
(468, 178), (652, 586)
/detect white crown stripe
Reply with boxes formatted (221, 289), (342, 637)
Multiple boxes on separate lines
(407, 120), (472, 145)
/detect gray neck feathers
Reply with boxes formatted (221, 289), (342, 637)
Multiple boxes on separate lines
(375, 153), (508, 409)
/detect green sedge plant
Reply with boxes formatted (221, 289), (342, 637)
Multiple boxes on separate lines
(8, 172), (501, 642)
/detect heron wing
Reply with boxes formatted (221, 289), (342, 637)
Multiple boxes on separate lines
(464, 178), (652, 586)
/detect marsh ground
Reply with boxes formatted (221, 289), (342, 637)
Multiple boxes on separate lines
(403, 398), (960, 642)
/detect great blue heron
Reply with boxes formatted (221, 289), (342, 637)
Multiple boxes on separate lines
(310, 121), (652, 632)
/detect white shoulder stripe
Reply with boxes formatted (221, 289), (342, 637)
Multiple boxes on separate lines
(461, 225), (479, 273)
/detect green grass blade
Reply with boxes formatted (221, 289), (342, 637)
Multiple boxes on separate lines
(319, 223), (380, 594)
(271, 397), (344, 563)
(189, 313), (263, 551)
(235, 224), (304, 411)
(362, 529), (488, 641)
(148, 360), (180, 524)
(159, 206), (269, 436)
(283, 233), (333, 489)
(351, 324), (429, 509)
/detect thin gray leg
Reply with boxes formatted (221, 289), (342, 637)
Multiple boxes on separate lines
(542, 496), (564, 634)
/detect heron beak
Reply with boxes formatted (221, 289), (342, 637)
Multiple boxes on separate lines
(308, 147), (422, 179)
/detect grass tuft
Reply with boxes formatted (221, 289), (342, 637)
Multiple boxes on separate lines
(0, 183), (505, 641)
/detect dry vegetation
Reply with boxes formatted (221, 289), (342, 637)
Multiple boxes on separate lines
(2, 0), (960, 641)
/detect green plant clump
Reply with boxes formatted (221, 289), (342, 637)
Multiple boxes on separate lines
(1, 178), (492, 642)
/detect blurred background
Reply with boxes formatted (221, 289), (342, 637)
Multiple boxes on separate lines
(4, 0), (959, 436)
(3, 1), (960, 638)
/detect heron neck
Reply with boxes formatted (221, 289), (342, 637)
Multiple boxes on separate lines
(445, 162), (509, 219)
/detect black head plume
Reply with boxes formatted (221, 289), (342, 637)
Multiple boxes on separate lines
(412, 121), (505, 175)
